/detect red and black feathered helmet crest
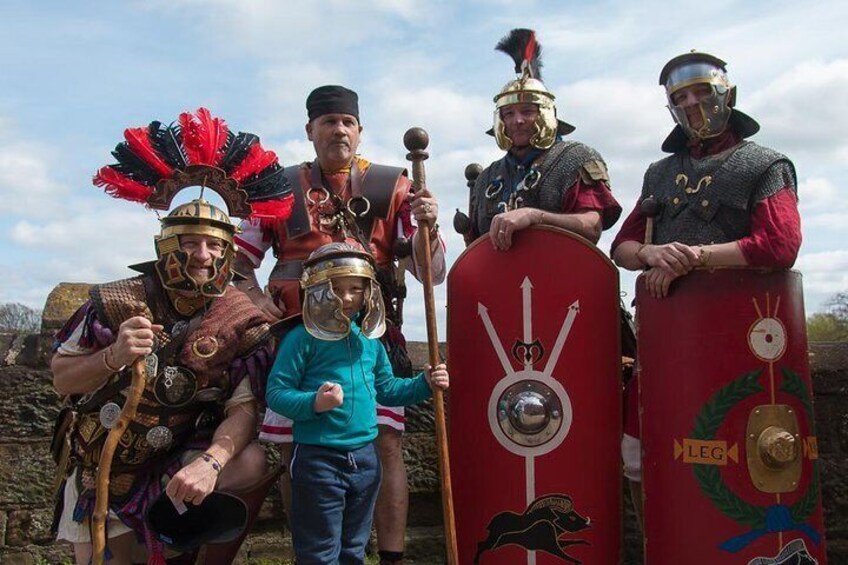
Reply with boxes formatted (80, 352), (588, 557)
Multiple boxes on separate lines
(93, 109), (294, 305)
(93, 107), (293, 226)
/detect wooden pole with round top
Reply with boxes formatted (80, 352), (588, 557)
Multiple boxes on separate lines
(403, 127), (458, 565)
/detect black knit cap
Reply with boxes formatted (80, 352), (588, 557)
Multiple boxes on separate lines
(306, 85), (359, 122)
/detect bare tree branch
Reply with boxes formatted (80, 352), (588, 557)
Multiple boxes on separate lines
(0, 302), (42, 333)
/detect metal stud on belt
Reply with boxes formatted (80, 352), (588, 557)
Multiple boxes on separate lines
(146, 426), (173, 450)
(153, 366), (198, 407)
(99, 402), (122, 429)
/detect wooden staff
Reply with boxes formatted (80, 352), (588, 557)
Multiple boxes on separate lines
(92, 356), (147, 565)
(403, 127), (458, 565)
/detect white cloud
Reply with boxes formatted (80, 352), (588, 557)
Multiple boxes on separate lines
(148, 0), (436, 60)
(10, 207), (153, 252)
(368, 86), (492, 153)
(0, 142), (68, 218)
(794, 177), (848, 234)
(3, 205), (158, 310)
(799, 177), (838, 212)
(748, 59), (848, 163)
(270, 138), (321, 168)
(257, 65), (346, 137)
(796, 249), (848, 312)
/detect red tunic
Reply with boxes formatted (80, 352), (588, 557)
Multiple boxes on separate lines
(610, 131), (801, 267)
(564, 177), (622, 229)
(615, 131), (802, 438)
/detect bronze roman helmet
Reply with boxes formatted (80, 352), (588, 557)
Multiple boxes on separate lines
(93, 108), (294, 306)
(154, 198), (238, 298)
(491, 28), (574, 151)
(300, 241), (386, 341)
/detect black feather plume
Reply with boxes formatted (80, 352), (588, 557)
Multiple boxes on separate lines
(220, 131), (260, 171)
(240, 163), (289, 200)
(495, 28), (542, 80)
(148, 121), (187, 169)
(110, 143), (160, 186)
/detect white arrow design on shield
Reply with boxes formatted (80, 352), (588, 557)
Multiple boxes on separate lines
(543, 300), (580, 377)
(478, 302), (514, 376)
(521, 276), (534, 370)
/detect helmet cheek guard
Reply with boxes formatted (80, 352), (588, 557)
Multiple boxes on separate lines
(300, 242), (386, 341)
(531, 102), (558, 150)
(490, 29), (574, 151)
(302, 280), (350, 341)
(666, 84), (734, 140)
(493, 110), (513, 152)
(661, 53), (735, 140)
(493, 80), (559, 151)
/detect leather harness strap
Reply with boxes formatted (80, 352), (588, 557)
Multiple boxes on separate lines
(282, 165), (311, 240)
(282, 160), (405, 242)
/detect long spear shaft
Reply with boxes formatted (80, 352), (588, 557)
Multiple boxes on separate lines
(403, 127), (458, 565)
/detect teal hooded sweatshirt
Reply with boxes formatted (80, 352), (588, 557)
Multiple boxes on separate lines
(265, 321), (432, 451)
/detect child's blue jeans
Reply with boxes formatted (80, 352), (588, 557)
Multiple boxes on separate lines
(290, 442), (382, 564)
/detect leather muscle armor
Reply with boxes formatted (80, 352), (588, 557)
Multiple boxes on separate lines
(72, 276), (270, 502)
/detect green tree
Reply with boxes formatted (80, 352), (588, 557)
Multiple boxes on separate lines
(807, 312), (848, 342)
(807, 292), (848, 342)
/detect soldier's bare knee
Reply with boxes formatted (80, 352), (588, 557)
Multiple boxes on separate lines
(376, 427), (403, 460)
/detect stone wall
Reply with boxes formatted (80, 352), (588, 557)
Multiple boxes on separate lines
(0, 286), (845, 563)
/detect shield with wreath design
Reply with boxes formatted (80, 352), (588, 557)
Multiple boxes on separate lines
(637, 268), (827, 565)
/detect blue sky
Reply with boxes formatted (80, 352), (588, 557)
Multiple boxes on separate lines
(1, 0), (846, 339)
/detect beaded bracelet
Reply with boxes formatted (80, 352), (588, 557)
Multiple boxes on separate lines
(200, 452), (223, 474)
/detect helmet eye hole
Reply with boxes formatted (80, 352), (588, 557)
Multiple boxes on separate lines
(671, 83), (713, 107)
(179, 235), (227, 258)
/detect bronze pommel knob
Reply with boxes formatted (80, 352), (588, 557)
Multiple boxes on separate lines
(403, 127), (429, 160)
(465, 163), (483, 184)
(453, 209), (471, 235)
(640, 195), (660, 218)
(757, 425), (798, 468)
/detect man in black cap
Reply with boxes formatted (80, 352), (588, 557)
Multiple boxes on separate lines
(234, 85), (445, 565)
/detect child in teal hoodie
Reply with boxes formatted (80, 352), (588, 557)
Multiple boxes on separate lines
(266, 242), (448, 564)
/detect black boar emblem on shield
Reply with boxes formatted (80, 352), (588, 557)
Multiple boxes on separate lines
(474, 494), (590, 564)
